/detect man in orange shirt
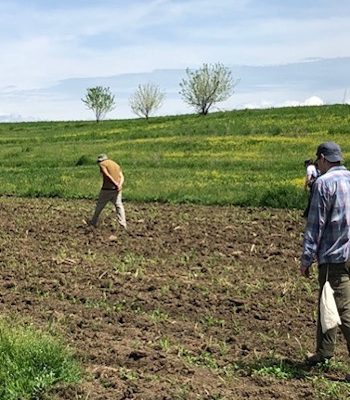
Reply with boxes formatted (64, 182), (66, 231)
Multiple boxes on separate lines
(89, 154), (127, 229)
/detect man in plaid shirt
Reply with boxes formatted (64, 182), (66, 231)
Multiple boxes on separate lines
(301, 142), (350, 371)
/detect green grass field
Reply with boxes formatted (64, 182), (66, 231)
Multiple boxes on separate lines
(0, 104), (349, 208)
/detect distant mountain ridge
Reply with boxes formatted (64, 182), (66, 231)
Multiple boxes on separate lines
(49, 57), (350, 96)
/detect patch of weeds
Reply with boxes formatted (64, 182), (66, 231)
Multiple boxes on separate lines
(113, 300), (127, 312)
(0, 318), (81, 400)
(301, 280), (314, 296)
(84, 298), (113, 312)
(250, 357), (307, 380)
(179, 348), (219, 370)
(219, 363), (240, 378)
(231, 319), (243, 335)
(328, 359), (350, 375)
(253, 363), (294, 379)
(197, 284), (210, 296)
(114, 253), (146, 277)
(145, 373), (161, 382)
(160, 283), (171, 295)
(119, 367), (139, 382)
(218, 341), (229, 357)
(241, 281), (263, 297)
(149, 309), (169, 323)
(211, 275), (233, 289)
(173, 383), (190, 400)
(179, 249), (198, 266)
(200, 315), (226, 329)
(312, 376), (350, 399)
(158, 336), (171, 352)
(257, 332), (274, 346)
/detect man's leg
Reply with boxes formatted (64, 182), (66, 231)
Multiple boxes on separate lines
(315, 264), (350, 359)
(335, 276), (350, 355)
(315, 266), (338, 359)
(110, 191), (126, 229)
(316, 308), (337, 359)
(90, 190), (111, 226)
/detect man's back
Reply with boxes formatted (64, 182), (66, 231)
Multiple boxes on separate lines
(100, 159), (122, 189)
(303, 166), (350, 265)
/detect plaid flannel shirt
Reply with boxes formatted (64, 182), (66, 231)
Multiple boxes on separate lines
(301, 166), (350, 267)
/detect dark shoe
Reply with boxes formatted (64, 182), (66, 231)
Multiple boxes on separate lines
(83, 219), (97, 228)
(306, 352), (331, 367)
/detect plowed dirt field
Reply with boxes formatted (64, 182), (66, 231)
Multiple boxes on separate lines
(0, 197), (349, 399)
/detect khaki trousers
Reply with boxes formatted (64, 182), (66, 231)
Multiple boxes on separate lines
(91, 189), (126, 228)
(316, 262), (350, 358)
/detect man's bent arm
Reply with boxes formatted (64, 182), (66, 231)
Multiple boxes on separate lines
(100, 165), (120, 189)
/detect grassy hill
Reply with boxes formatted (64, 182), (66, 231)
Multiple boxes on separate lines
(0, 104), (349, 208)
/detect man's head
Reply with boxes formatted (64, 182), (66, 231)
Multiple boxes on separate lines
(304, 159), (313, 167)
(97, 154), (108, 163)
(315, 142), (342, 174)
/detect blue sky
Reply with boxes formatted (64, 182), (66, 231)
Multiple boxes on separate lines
(0, 0), (350, 120)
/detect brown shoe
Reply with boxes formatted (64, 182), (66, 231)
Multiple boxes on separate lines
(306, 352), (331, 367)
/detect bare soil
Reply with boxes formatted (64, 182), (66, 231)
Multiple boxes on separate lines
(0, 197), (349, 399)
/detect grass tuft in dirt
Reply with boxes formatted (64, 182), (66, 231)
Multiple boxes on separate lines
(0, 318), (81, 400)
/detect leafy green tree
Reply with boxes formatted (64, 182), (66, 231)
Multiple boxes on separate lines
(82, 86), (115, 122)
(179, 63), (235, 115)
(130, 83), (165, 119)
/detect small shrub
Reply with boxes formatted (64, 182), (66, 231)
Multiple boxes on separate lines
(268, 125), (282, 135)
(75, 155), (93, 166)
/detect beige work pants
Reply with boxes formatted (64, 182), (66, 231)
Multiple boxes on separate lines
(91, 189), (126, 228)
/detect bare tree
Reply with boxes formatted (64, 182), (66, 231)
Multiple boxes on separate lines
(82, 86), (115, 122)
(179, 63), (235, 115)
(130, 83), (165, 119)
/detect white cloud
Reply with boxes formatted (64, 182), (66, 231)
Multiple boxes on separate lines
(241, 96), (324, 110)
(0, 1), (350, 90)
(302, 96), (324, 106)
